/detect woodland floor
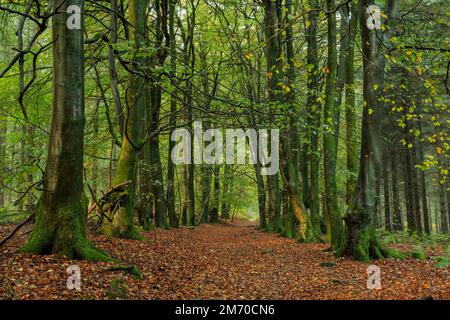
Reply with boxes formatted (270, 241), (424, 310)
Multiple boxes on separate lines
(0, 219), (449, 300)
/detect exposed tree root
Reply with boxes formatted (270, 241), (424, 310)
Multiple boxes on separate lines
(104, 265), (142, 279)
(21, 235), (112, 262)
(336, 210), (406, 261)
(20, 202), (112, 262)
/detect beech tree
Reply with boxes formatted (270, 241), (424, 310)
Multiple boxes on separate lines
(337, 0), (404, 261)
(21, 0), (109, 260)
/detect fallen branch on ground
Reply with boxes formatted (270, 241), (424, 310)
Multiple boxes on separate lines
(0, 213), (34, 247)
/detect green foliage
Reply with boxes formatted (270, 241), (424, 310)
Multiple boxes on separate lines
(434, 256), (450, 268)
(106, 277), (128, 300)
(411, 245), (426, 261)
(381, 231), (450, 246)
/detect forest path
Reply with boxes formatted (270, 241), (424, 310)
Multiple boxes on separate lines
(0, 220), (448, 299)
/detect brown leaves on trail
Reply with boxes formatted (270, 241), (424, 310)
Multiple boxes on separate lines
(0, 220), (449, 300)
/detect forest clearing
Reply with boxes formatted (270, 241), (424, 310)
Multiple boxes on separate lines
(0, 0), (449, 305)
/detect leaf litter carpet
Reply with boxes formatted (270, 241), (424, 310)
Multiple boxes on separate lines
(0, 219), (448, 299)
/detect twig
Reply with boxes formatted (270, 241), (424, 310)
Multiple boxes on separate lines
(0, 213), (34, 247)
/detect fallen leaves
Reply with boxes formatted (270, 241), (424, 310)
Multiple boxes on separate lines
(0, 220), (448, 300)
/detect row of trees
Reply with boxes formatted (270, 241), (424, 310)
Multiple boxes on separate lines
(0, 0), (448, 261)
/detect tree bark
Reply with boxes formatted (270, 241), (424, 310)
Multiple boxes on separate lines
(345, 2), (360, 205)
(390, 150), (403, 231)
(102, 0), (147, 239)
(417, 127), (430, 234)
(337, 0), (403, 261)
(383, 149), (391, 231)
(21, 0), (109, 260)
(306, 0), (322, 241)
(323, 0), (343, 249)
(165, 0), (179, 228)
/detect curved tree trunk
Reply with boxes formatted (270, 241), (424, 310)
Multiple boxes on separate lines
(102, 0), (147, 239)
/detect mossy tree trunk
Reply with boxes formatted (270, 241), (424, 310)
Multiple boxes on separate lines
(0, 123), (5, 208)
(323, 0), (343, 250)
(337, 0), (403, 261)
(306, 0), (323, 241)
(102, 0), (147, 239)
(263, 0), (282, 233)
(21, 0), (109, 261)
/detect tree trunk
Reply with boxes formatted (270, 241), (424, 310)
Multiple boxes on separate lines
(102, 0), (147, 239)
(306, 0), (322, 240)
(210, 166), (220, 223)
(345, 2), (360, 205)
(108, 0), (124, 137)
(417, 129), (430, 234)
(182, 3), (196, 227)
(390, 150), (403, 231)
(21, 0), (109, 260)
(438, 181), (448, 233)
(411, 133), (422, 233)
(220, 164), (230, 219)
(255, 161), (267, 229)
(0, 122), (6, 208)
(323, 0), (343, 250)
(262, 0), (282, 232)
(438, 159), (449, 233)
(383, 149), (391, 231)
(148, 83), (167, 228)
(166, 0), (178, 228)
(337, 0), (403, 261)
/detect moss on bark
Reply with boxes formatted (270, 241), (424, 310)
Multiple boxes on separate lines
(21, 201), (111, 261)
(336, 208), (405, 261)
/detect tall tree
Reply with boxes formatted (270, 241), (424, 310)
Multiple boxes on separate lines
(181, 0), (197, 226)
(262, 0), (282, 232)
(338, 0), (403, 260)
(103, 0), (147, 238)
(166, 0), (179, 228)
(344, 2), (360, 205)
(390, 150), (403, 231)
(21, 0), (108, 260)
(306, 0), (322, 241)
(382, 150), (391, 231)
(323, 0), (343, 249)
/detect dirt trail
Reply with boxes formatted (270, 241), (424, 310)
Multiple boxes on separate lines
(0, 219), (448, 299)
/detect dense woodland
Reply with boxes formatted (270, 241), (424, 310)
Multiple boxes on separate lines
(0, 0), (449, 300)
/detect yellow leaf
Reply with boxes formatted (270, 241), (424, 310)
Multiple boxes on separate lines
(244, 52), (253, 59)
